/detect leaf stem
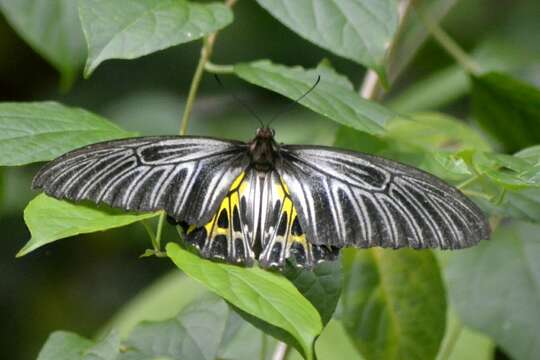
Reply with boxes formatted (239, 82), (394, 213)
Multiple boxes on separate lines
(141, 220), (158, 250)
(205, 62), (234, 74)
(155, 212), (166, 251)
(437, 319), (463, 360)
(415, 2), (481, 75)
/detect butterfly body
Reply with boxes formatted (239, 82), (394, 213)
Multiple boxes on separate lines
(32, 128), (490, 269)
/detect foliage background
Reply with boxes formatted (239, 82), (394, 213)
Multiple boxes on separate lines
(0, 0), (539, 359)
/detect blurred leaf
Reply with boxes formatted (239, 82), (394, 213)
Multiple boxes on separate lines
(120, 296), (229, 360)
(254, 0), (398, 83)
(471, 71), (540, 152)
(437, 310), (493, 360)
(104, 271), (208, 338)
(341, 248), (446, 360)
(19, 194), (158, 257)
(79, 0), (233, 77)
(37, 331), (93, 360)
(472, 152), (540, 190)
(216, 308), (278, 360)
(37, 330), (120, 360)
(0, 102), (134, 166)
(0, 0), (86, 88)
(388, 40), (537, 113)
(284, 259), (342, 325)
(388, 0), (458, 82)
(166, 243), (323, 360)
(83, 331), (120, 360)
(234, 60), (397, 135)
(446, 221), (540, 360)
(386, 112), (491, 152)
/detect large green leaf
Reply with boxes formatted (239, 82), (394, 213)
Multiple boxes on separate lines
(341, 248), (446, 360)
(19, 194), (158, 257)
(0, 0), (86, 88)
(234, 60), (397, 135)
(284, 259), (342, 325)
(0, 102), (134, 166)
(255, 0), (398, 83)
(120, 296), (230, 360)
(167, 243), (323, 360)
(79, 0), (233, 76)
(471, 71), (540, 153)
(446, 221), (540, 360)
(37, 331), (120, 360)
(37, 332), (93, 360)
(104, 272), (208, 338)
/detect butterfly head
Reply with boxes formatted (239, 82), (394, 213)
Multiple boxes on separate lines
(255, 127), (275, 139)
(249, 127), (278, 171)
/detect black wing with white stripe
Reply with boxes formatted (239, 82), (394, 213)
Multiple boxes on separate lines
(278, 145), (490, 249)
(32, 136), (250, 226)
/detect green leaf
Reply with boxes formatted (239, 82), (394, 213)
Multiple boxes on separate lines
(19, 194), (158, 257)
(37, 331), (93, 360)
(254, 0), (399, 83)
(288, 319), (364, 360)
(0, 102), (134, 166)
(121, 296), (229, 360)
(166, 242), (323, 360)
(437, 310), (493, 360)
(83, 331), (120, 360)
(341, 248), (446, 360)
(79, 0), (233, 77)
(446, 221), (540, 360)
(471, 71), (540, 152)
(284, 259), (342, 325)
(0, 0), (86, 88)
(472, 152), (540, 190)
(234, 60), (397, 135)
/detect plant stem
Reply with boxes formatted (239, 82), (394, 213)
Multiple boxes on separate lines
(141, 220), (158, 250)
(271, 341), (289, 360)
(437, 319), (463, 360)
(154, 212), (166, 251)
(415, 2), (481, 75)
(358, 0), (412, 99)
(179, 0), (238, 136)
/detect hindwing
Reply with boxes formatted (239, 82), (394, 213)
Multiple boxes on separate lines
(180, 169), (338, 268)
(277, 145), (490, 249)
(32, 136), (250, 225)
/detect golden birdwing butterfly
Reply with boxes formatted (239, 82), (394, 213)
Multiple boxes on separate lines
(32, 128), (490, 269)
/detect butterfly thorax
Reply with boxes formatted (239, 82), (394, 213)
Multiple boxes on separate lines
(248, 127), (279, 171)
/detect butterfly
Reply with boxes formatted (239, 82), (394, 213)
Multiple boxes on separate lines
(32, 126), (490, 269)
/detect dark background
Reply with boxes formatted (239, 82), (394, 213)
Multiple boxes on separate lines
(1, 1), (538, 359)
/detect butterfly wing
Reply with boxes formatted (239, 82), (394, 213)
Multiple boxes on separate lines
(181, 168), (339, 268)
(32, 136), (250, 226)
(277, 145), (490, 249)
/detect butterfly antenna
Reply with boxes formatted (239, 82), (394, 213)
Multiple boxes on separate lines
(213, 74), (265, 128)
(267, 75), (321, 127)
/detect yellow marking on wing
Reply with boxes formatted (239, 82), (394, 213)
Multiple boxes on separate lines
(230, 171), (245, 191)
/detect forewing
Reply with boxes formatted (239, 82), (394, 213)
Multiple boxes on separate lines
(32, 136), (250, 225)
(277, 145), (490, 249)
